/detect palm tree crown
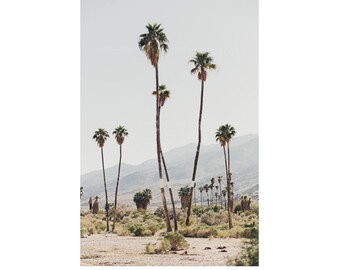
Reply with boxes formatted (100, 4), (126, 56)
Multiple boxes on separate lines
(93, 128), (110, 147)
(189, 52), (217, 81)
(215, 124), (236, 147)
(138, 23), (169, 67)
(152, 84), (171, 107)
(113, 126), (128, 145)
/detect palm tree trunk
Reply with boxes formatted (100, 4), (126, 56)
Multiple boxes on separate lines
(160, 149), (178, 231)
(207, 192), (209, 207)
(112, 144), (122, 232)
(155, 64), (172, 232)
(186, 77), (204, 225)
(100, 147), (109, 231)
(194, 185), (197, 208)
(219, 182), (223, 207)
(223, 145), (233, 229)
(227, 141), (234, 212)
(200, 192), (203, 207)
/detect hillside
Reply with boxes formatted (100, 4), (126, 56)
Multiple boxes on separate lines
(80, 134), (258, 208)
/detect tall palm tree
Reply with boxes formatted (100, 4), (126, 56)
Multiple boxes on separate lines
(112, 125), (128, 232)
(215, 186), (219, 206)
(186, 52), (217, 225)
(210, 178), (215, 206)
(215, 192), (218, 206)
(198, 187), (204, 207)
(222, 189), (227, 210)
(152, 84), (170, 107)
(204, 184), (210, 207)
(139, 23), (172, 232)
(217, 176), (223, 207)
(209, 182), (214, 206)
(153, 84), (178, 231)
(215, 124), (236, 229)
(92, 128), (110, 231)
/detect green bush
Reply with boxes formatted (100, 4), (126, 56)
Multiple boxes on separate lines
(145, 243), (155, 254)
(192, 206), (205, 217)
(164, 232), (189, 250)
(159, 239), (171, 253)
(118, 211), (165, 237)
(251, 203), (259, 216)
(196, 226), (218, 238)
(241, 227), (259, 239)
(227, 239), (259, 266)
(179, 224), (218, 238)
(201, 211), (217, 225)
(234, 204), (242, 213)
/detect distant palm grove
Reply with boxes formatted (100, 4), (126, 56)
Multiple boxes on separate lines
(88, 23), (242, 233)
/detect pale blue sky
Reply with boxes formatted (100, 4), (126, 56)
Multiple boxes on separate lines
(81, 0), (258, 174)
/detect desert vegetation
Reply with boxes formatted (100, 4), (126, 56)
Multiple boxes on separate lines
(81, 22), (259, 266)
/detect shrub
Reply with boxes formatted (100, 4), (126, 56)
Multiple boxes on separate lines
(196, 226), (218, 238)
(234, 203), (242, 213)
(164, 232), (189, 250)
(88, 226), (97, 234)
(116, 210), (165, 236)
(251, 203), (259, 216)
(241, 227), (259, 239)
(192, 206), (205, 217)
(227, 239), (259, 266)
(212, 205), (223, 212)
(159, 239), (171, 253)
(201, 211), (217, 226)
(80, 214), (107, 235)
(179, 226), (195, 237)
(145, 243), (155, 254)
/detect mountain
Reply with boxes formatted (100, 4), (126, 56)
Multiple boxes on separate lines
(80, 134), (258, 208)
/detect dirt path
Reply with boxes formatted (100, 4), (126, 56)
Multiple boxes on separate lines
(81, 233), (244, 266)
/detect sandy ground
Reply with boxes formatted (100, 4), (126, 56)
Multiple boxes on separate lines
(81, 233), (244, 266)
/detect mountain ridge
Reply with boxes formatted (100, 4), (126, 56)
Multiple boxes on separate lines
(80, 134), (258, 207)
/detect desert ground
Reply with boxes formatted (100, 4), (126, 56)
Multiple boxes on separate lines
(81, 233), (244, 266)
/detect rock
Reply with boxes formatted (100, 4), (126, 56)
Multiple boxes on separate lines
(204, 247), (211, 250)
(217, 246), (226, 249)
(219, 249), (228, 252)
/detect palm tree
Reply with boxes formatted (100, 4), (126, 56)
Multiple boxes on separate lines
(153, 84), (178, 231)
(210, 178), (215, 206)
(209, 182), (214, 206)
(215, 186), (219, 206)
(133, 189), (152, 210)
(217, 176), (223, 207)
(139, 23), (172, 232)
(112, 125), (128, 232)
(204, 184), (210, 207)
(152, 84), (170, 107)
(215, 124), (236, 229)
(222, 189), (227, 210)
(198, 187), (204, 207)
(92, 128), (110, 231)
(186, 52), (217, 225)
(80, 187), (84, 199)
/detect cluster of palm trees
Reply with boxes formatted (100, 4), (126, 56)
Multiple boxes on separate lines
(91, 22), (237, 232)
(92, 126), (128, 232)
(198, 176), (224, 208)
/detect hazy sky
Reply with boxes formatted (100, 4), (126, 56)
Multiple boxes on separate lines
(81, 0), (258, 174)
